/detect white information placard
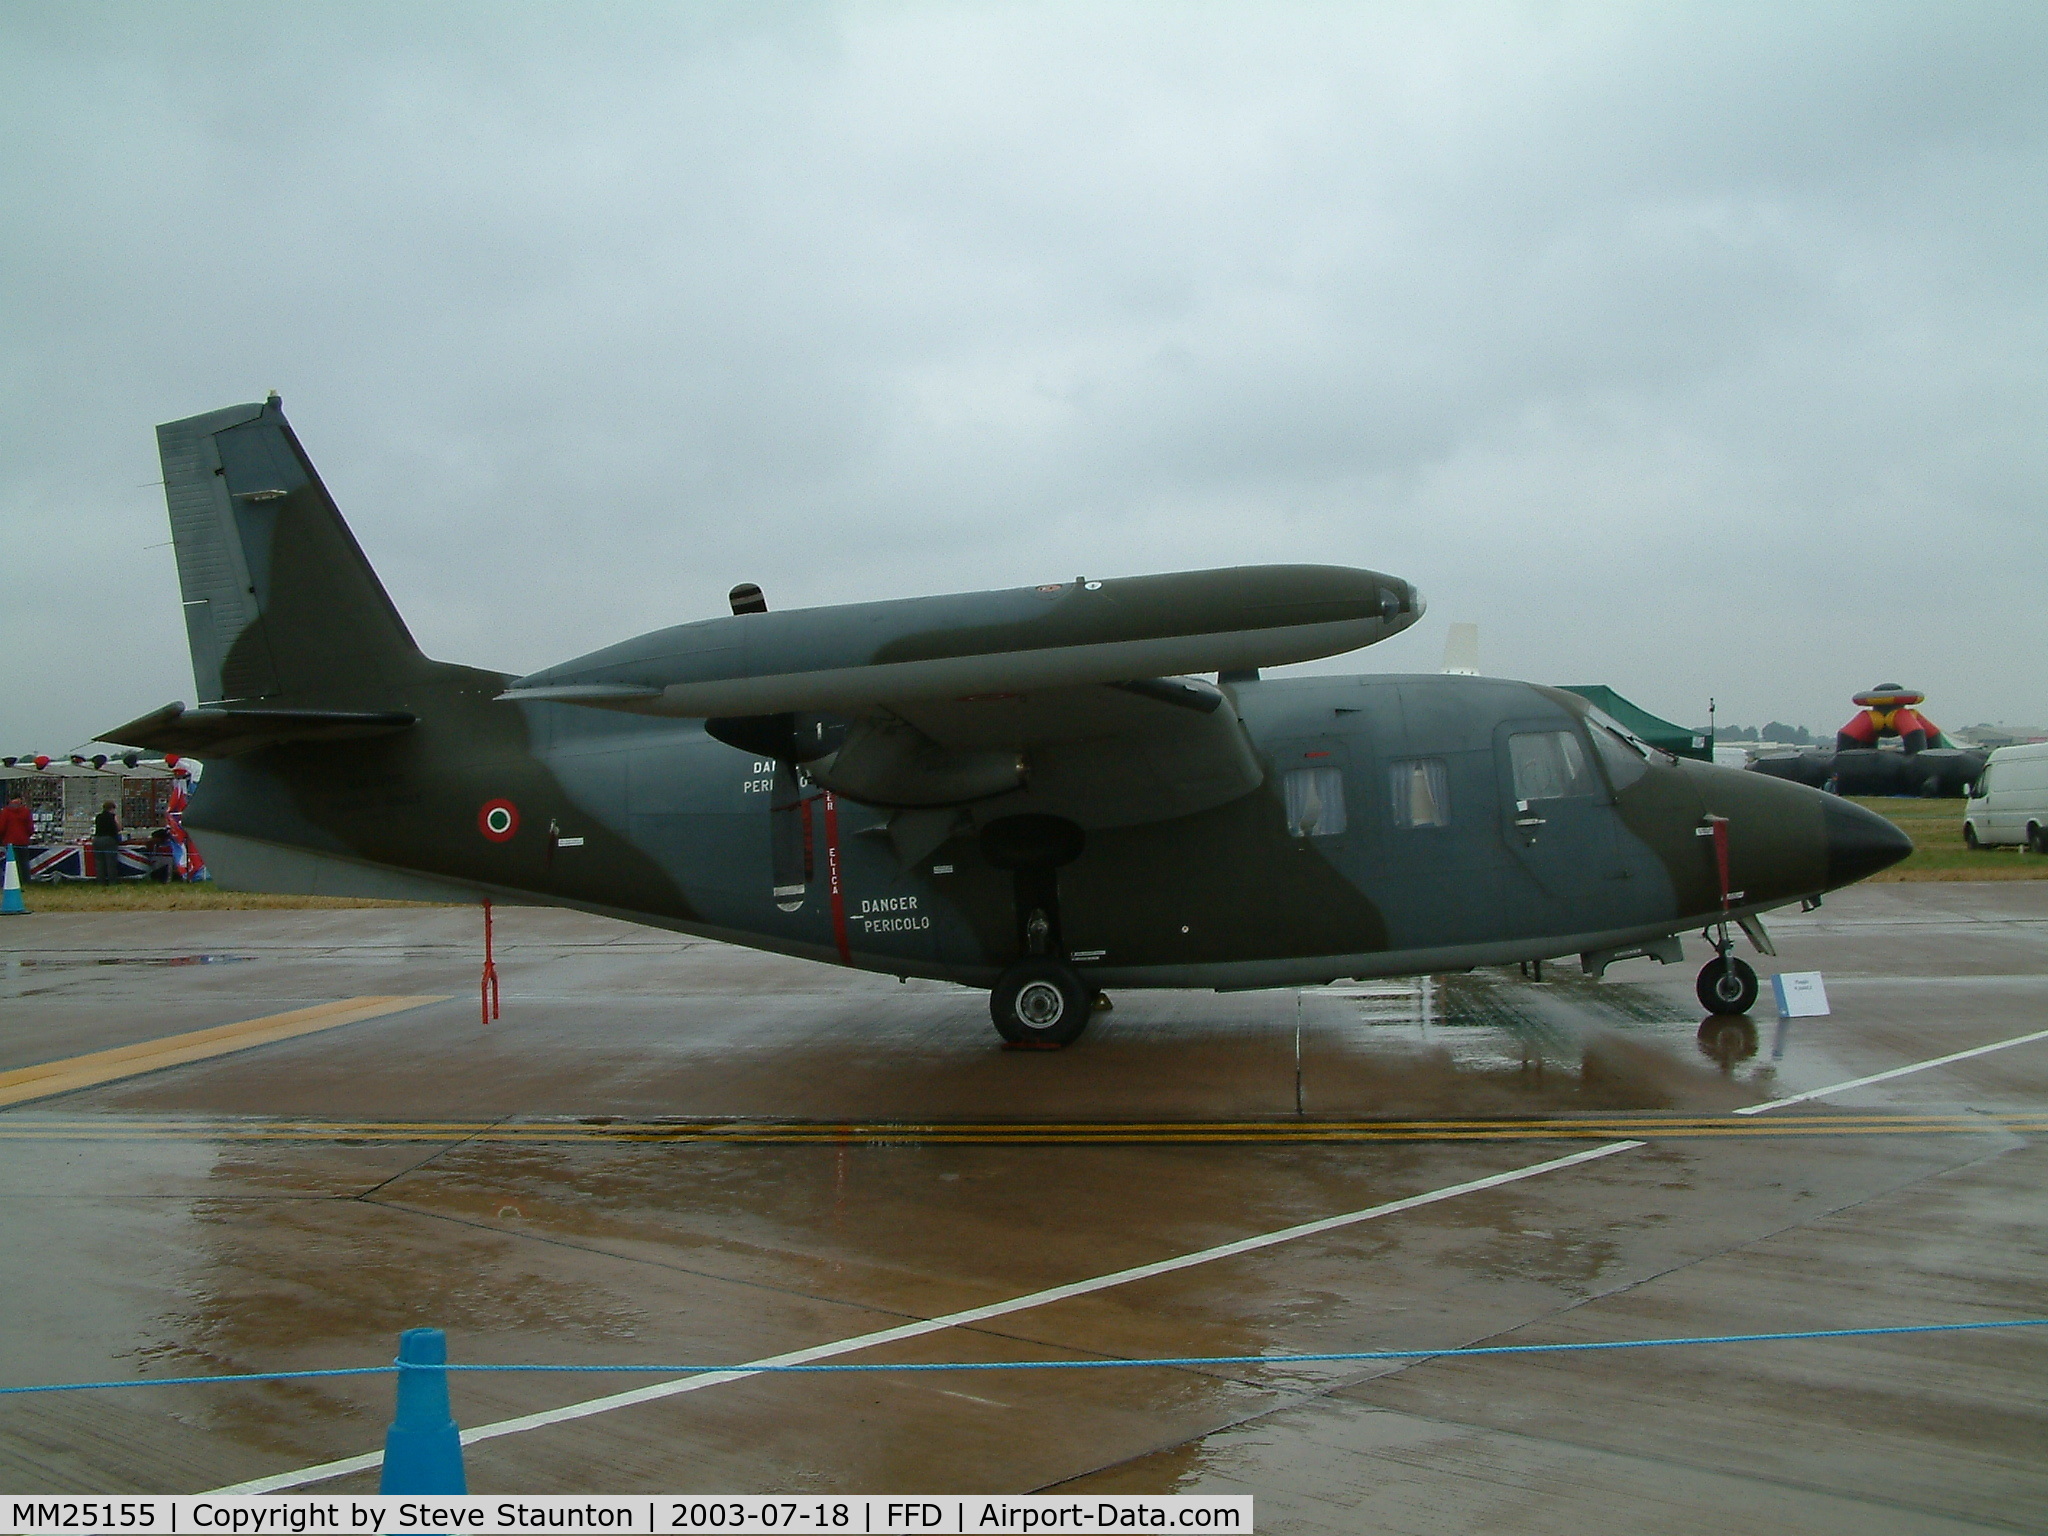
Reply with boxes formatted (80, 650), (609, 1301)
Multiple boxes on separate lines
(1771, 971), (1830, 1018)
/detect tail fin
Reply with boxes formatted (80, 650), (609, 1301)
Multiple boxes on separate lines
(158, 395), (422, 707)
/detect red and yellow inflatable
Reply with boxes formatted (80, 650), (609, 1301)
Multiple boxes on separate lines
(1836, 684), (1950, 754)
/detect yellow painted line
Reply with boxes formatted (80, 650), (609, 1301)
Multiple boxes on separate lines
(0, 1114), (2040, 1142)
(0, 997), (450, 1108)
(0, 1122), (2031, 1146)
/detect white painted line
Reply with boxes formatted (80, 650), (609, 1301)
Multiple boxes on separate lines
(218, 1448), (381, 1496)
(1735, 1025), (2048, 1115)
(210, 1139), (1643, 1492)
(214, 1018), (2048, 1494)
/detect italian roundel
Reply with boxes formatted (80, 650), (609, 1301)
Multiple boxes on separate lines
(478, 799), (519, 842)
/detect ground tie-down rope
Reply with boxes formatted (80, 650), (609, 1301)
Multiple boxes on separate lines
(4, 1318), (2044, 1397)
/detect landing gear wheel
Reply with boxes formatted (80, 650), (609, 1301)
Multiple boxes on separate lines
(1963, 823), (1979, 850)
(991, 959), (1092, 1047)
(1696, 955), (1758, 1016)
(2029, 824), (2046, 856)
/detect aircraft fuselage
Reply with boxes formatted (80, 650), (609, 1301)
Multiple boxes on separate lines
(187, 668), (1896, 992)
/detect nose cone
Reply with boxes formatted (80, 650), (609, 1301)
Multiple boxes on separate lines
(1822, 796), (1913, 888)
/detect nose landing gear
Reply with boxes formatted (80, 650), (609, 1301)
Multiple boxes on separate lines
(1695, 813), (1760, 1015)
(1697, 954), (1759, 1015)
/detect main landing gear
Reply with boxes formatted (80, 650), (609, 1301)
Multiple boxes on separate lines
(980, 814), (1095, 1049)
(990, 957), (1093, 1047)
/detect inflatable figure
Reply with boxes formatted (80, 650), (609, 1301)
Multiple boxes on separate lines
(1750, 682), (1982, 797)
(1836, 684), (1949, 754)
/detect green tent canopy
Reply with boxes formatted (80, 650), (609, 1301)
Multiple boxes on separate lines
(1557, 685), (1712, 761)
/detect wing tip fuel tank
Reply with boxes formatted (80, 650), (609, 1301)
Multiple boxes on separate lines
(502, 566), (1422, 718)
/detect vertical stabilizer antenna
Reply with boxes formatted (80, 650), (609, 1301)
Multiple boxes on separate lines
(1442, 622), (1479, 676)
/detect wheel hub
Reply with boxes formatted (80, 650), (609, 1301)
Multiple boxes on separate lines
(1015, 980), (1067, 1029)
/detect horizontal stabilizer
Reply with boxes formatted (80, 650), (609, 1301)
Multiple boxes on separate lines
(104, 701), (416, 757)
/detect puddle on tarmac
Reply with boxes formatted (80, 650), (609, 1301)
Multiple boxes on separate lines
(1317, 971), (1684, 1069)
(3, 953), (254, 969)
(1, 952), (256, 997)
(1308, 968), (1796, 1109)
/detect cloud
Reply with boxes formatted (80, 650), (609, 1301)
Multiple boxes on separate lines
(3, 1), (2045, 753)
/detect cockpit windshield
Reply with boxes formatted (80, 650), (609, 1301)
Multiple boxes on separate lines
(1581, 705), (1661, 790)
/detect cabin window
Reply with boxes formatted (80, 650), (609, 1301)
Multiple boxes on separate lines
(1509, 729), (1596, 803)
(1284, 767), (1347, 837)
(1388, 757), (1450, 828)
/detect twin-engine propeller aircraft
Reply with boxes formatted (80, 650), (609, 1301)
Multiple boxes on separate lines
(108, 398), (1911, 1045)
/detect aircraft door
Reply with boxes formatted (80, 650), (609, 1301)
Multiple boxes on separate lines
(1366, 745), (1505, 947)
(1492, 717), (1631, 935)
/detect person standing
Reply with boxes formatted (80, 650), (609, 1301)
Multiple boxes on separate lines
(93, 800), (122, 884)
(0, 795), (32, 879)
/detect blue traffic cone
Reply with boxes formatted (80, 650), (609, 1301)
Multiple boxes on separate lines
(380, 1328), (468, 1493)
(1, 847), (26, 916)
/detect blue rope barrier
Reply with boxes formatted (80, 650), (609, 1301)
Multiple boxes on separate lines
(3, 1318), (2042, 1397)
(0, 1365), (397, 1396)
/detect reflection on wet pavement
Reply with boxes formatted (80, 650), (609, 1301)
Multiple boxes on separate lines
(1, 952), (255, 1000)
(1325, 970), (1770, 1087)
(1294, 968), (1792, 1122)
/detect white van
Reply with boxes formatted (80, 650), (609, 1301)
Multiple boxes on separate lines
(1963, 742), (2048, 853)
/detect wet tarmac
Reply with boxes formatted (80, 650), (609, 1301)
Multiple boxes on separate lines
(2, 883), (2045, 1531)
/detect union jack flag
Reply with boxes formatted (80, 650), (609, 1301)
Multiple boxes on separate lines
(24, 843), (150, 880)
(166, 769), (208, 880)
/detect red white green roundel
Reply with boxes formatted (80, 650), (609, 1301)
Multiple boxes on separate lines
(478, 799), (519, 842)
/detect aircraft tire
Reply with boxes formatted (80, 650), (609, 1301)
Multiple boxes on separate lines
(1696, 956), (1758, 1016)
(1963, 823), (1979, 850)
(991, 959), (1092, 1047)
(2030, 824), (2046, 856)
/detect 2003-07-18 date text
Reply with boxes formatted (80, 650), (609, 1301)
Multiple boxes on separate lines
(670, 1503), (850, 1530)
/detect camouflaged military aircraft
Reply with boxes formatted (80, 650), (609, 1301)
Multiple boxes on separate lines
(107, 397), (1912, 1045)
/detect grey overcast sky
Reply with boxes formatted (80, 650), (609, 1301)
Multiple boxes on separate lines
(4, 2), (2044, 754)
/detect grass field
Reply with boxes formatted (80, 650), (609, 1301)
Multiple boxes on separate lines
(9, 882), (445, 913)
(6, 795), (2037, 913)
(1851, 796), (2048, 881)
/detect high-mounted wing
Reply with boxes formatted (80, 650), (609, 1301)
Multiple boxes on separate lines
(500, 563), (1422, 832)
(500, 565), (1418, 718)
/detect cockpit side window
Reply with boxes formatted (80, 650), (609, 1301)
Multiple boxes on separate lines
(1508, 729), (1597, 803)
(1284, 766), (1347, 837)
(1388, 757), (1450, 828)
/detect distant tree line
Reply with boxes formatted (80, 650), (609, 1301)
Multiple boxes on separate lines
(1690, 723), (1814, 744)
